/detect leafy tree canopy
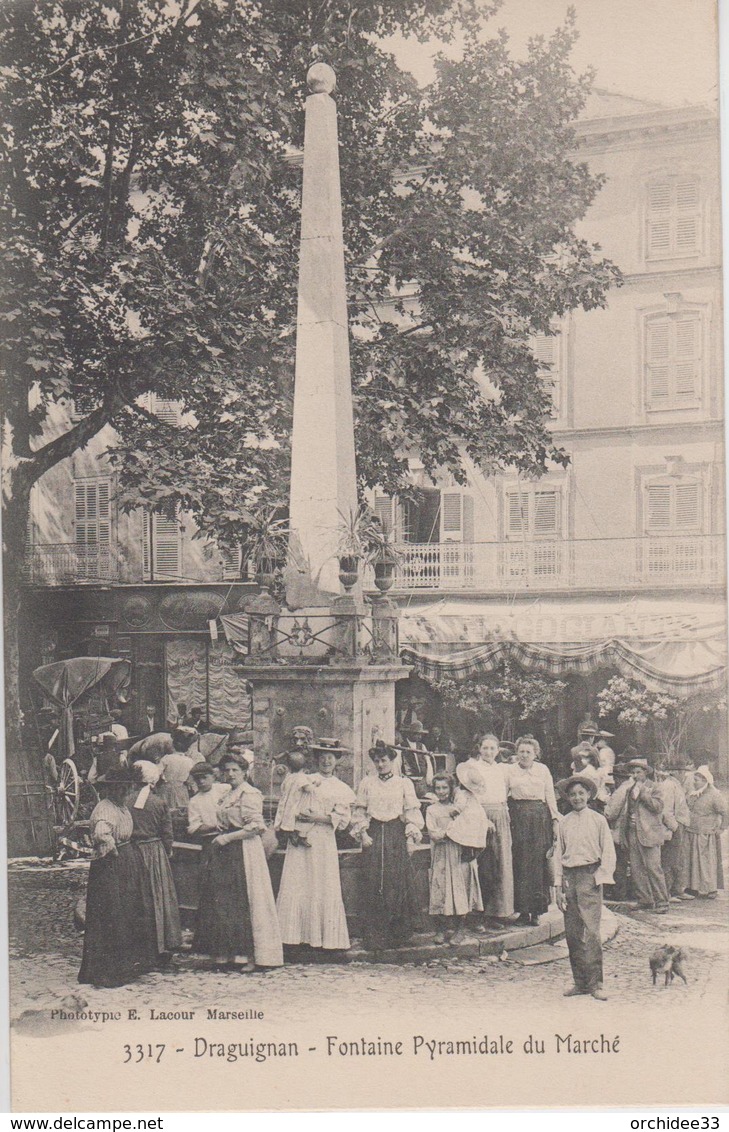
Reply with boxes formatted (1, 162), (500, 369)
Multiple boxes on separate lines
(1, 0), (620, 554)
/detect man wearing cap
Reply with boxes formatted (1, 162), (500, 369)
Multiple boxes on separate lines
(555, 774), (616, 1000)
(605, 758), (669, 913)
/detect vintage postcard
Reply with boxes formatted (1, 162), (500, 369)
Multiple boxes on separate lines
(3, 0), (728, 1113)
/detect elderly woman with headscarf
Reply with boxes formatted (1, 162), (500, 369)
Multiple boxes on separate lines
(685, 765), (728, 899)
(129, 761), (182, 964)
(193, 749), (283, 970)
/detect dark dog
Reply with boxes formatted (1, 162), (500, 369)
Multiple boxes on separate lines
(649, 945), (688, 986)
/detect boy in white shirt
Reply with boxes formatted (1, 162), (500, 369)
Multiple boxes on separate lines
(555, 774), (616, 1001)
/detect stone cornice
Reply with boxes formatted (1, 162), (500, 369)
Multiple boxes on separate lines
(551, 419), (724, 442)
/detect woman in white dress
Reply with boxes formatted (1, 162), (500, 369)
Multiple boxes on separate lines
(275, 739), (355, 950)
(456, 733), (514, 921)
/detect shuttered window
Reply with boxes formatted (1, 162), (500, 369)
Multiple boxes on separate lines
(645, 480), (702, 532)
(74, 479), (113, 579)
(505, 488), (562, 539)
(440, 491), (474, 542)
(645, 313), (701, 409)
(74, 480), (111, 547)
(139, 393), (182, 426)
(221, 546), (242, 580)
(373, 493), (395, 534)
(532, 331), (561, 415)
(142, 512), (182, 579)
(646, 177), (701, 259)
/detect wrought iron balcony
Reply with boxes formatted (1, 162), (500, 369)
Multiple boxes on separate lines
(386, 535), (726, 593)
(23, 543), (119, 585)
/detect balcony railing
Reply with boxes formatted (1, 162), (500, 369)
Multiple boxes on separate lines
(24, 535), (726, 591)
(23, 543), (119, 585)
(388, 536), (726, 593)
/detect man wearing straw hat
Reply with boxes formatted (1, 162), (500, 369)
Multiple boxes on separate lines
(555, 773), (615, 1000)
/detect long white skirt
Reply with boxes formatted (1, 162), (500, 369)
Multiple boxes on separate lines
(276, 824), (350, 949)
(241, 837), (284, 967)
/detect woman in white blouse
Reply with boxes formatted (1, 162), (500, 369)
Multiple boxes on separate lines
(506, 735), (560, 926)
(351, 740), (424, 950)
(457, 733), (515, 922)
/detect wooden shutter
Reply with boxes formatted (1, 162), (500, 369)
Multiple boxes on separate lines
(673, 316), (700, 401)
(675, 178), (700, 253)
(647, 178), (700, 258)
(646, 315), (700, 408)
(74, 480), (111, 547)
(647, 181), (671, 257)
(533, 490), (561, 538)
(645, 483), (673, 531)
(373, 493), (395, 534)
(221, 547), (242, 580)
(441, 491), (464, 539)
(533, 332), (561, 415)
(506, 490), (529, 537)
(674, 481), (701, 530)
(646, 320), (671, 403)
(142, 393), (181, 426)
(142, 512), (181, 579)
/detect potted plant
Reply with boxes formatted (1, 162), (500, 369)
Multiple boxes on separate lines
(335, 505), (378, 590)
(362, 518), (403, 593)
(241, 507), (290, 590)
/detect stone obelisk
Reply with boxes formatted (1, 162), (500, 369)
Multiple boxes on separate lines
(288, 62), (358, 597)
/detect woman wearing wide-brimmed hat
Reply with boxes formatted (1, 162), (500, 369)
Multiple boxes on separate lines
(193, 749), (282, 970)
(685, 765), (728, 898)
(78, 766), (157, 988)
(276, 738), (356, 951)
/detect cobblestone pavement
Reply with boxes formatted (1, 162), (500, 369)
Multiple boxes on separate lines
(7, 859), (728, 1025)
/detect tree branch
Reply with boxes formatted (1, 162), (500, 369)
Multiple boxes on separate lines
(41, 28), (161, 81)
(26, 390), (122, 486)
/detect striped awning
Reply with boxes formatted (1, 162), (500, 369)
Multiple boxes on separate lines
(399, 597), (727, 696)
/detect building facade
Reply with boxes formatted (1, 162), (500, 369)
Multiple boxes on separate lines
(20, 93), (726, 763)
(375, 93), (726, 765)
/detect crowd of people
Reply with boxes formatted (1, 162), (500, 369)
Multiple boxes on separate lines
(77, 717), (728, 1002)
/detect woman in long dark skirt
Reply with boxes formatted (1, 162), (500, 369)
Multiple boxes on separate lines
(130, 761), (182, 964)
(351, 741), (424, 950)
(506, 735), (560, 926)
(193, 750), (282, 970)
(79, 766), (157, 988)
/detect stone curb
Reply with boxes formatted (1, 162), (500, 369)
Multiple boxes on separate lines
(278, 906), (620, 967)
(285, 906), (569, 966)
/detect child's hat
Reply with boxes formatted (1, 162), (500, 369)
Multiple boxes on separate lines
(556, 774), (598, 800)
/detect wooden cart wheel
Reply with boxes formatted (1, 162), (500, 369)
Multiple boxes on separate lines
(55, 759), (80, 826)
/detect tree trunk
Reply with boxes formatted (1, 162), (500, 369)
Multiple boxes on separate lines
(2, 465), (33, 753)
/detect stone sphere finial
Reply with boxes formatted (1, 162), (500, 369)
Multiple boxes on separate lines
(307, 62), (336, 94)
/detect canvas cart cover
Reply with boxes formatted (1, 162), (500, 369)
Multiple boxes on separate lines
(399, 597), (727, 697)
(32, 657), (132, 760)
